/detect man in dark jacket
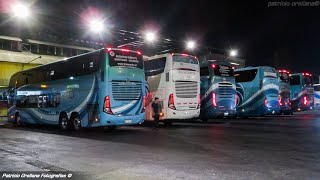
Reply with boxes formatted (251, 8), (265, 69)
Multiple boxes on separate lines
(151, 97), (161, 130)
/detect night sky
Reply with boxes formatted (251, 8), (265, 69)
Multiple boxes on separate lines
(2, 0), (320, 77)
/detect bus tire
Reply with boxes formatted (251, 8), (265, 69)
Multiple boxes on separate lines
(163, 121), (172, 126)
(106, 125), (117, 131)
(200, 116), (208, 122)
(71, 113), (81, 131)
(14, 113), (22, 127)
(59, 113), (69, 131)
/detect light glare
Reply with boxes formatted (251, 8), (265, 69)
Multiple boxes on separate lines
(186, 41), (196, 50)
(89, 19), (104, 33)
(11, 3), (30, 19)
(230, 49), (238, 57)
(145, 31), (156, 42)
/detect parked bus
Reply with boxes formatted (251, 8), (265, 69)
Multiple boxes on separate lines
(144, 53), (200, 125)
(199, 60), (236, 120)
(7, 47), (146, 130)
(314, 84), (320, 110)
(289, 73), (314, 111)
(235, 66), (280, 116)
(278, 70), (292, 115)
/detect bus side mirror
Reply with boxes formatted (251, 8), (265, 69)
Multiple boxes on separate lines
(260, 80), (263, 89)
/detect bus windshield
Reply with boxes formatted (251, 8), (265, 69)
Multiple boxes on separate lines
(235, 69), (257, 83)
(279, 72), (289, 83)
(212, 64), (234, 77)
(108, 49), (143, 69)
(304, 75), (313, 85)
(314, 85), (320, 91)
(173, 55), (198, 64)
(290, 75), (300, 85)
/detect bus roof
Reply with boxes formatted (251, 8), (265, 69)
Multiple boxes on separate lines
(290, 73), (313, 76)
(234, 66), (275, 72)
(199, 60), (232, 67)
(145, 53), (196, 61)
(14, 49), (103, 76)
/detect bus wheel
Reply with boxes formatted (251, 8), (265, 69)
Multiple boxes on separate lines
(200, 116), (208, 122)
(106, 125), (117, 131)
(14, 113), (22, 127)
(71, 114), (81, 131)
(59, 113), (69, 130)
(163, 121), (172, 126)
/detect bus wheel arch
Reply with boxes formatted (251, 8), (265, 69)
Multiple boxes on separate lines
(70, 112), (81, 131)
(59, 112), (69, 130)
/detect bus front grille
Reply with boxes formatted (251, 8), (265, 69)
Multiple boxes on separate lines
(218, 82), (234, 99)
(175, 81), (198, 98)
(112, 81), (142, 100)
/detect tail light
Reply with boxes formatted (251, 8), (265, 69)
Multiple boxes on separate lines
(197, 94), (201, 109)
(141, 95), (146, 113)
(168, 94), (176, 110)
(103, 96), (113, 114)
(264, 98), (268, 107)
(278, 95), (282, 106)
(303, 96), (308, 105)
(212, 92), (217, 107)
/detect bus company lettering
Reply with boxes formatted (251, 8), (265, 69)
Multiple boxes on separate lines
(115, 55), (138, 63)
(219, 65), (230, 74)
(180, 71), (195, 75)
(114, 55), (139, 67)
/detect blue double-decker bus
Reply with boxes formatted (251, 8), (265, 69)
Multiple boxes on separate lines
(199, 60), (236, 120)
(289, 73), (314, 111)
(278, 70), (292, 115)
(235, 66), (280, 117)
(7, 47), (146, 130)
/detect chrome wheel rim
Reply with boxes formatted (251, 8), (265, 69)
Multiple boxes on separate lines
(61, 117), (68, 129)
(74, 117), (80, 128)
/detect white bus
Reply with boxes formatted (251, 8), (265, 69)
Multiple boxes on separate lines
(314, 84), (320, 110)
(144, 53), (200, 125)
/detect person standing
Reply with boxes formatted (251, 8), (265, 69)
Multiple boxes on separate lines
(151, 97), (161, 130)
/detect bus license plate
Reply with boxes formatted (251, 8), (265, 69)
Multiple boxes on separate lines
(181, 106), (188, 110)
(125, 120), (132, 123)
(224, 112), (229, 116)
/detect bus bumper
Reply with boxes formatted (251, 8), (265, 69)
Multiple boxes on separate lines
(265, 108), (280, 115)
(99, 113), (145, 126)
(165, 108), (200, 120)
(208, 109), (237, 118)
(280, 105), (291, 114)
